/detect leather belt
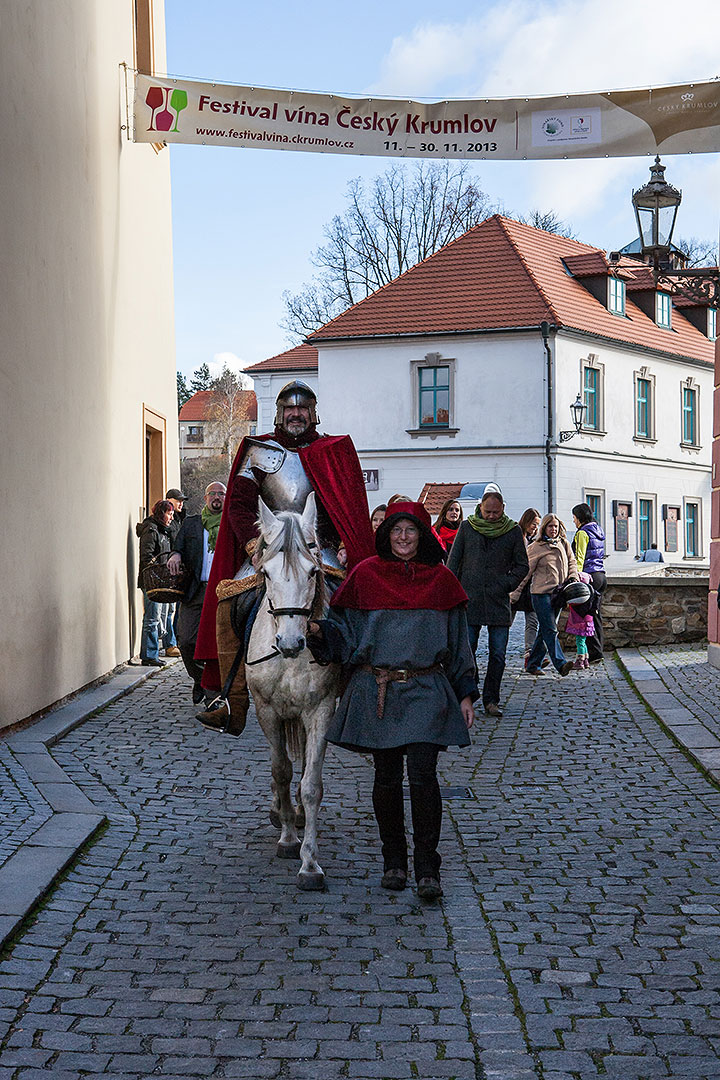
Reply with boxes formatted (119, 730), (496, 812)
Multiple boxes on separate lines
(360, 663), (443, 719)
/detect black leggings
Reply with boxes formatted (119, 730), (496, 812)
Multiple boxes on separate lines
(371, 743), (442, 881)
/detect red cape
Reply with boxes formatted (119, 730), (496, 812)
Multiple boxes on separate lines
(331, 556), (468, 611)
(196, 430), (375, 673)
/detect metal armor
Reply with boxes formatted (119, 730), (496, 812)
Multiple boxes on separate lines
(234, 438), (341, 576)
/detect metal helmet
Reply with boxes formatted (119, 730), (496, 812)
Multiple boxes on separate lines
(274, 380), (319, 426)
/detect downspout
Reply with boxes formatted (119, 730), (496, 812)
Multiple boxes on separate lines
(540, 321), (556, 513)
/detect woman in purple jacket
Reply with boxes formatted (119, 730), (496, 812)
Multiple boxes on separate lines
(571, 503), (606, 664)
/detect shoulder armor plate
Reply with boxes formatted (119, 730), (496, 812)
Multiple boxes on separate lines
(237, 438), (286, 481)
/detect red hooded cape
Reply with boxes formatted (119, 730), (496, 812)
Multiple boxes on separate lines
(331, 556), (468, 612)
(195, 430), (375, 676)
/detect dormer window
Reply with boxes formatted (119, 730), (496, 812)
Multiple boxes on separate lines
(709, 308), (717, 341)
(655, 291), (672, 329)
(608, 276), (625, 316)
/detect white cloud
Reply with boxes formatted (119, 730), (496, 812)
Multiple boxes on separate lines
(208, 352), (253, 388)
(370, 0), (720, 99)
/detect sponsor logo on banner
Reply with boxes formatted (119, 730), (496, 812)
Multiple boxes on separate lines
(532, 107), (602, 146)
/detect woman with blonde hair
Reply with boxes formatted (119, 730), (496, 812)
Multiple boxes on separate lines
(511, 512), (578, 677)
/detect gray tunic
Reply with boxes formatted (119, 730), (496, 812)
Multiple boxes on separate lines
(318, 607), (478, 751)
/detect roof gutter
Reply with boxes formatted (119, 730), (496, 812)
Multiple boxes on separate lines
(308, 325), (543, 345)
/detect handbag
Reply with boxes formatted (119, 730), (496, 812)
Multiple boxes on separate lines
(142, 552), (192, 603)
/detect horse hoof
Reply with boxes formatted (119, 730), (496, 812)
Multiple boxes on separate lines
(276, 841), (301, 860)
(269, 808), (282, 829)
(295, 806), (306, 829)
(297, 871), (326, 891)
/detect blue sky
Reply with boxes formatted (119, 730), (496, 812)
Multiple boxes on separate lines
(166, 0), (720, 378)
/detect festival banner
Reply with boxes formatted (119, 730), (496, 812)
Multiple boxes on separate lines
(133, 73), (720, 161)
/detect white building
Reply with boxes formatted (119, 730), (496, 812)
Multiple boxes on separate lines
(304, 215), (714, 571)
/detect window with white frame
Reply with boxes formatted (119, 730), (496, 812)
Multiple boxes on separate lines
(637, 495), (656, 554)
(681, 380), (700, 447)
(708, 308), (717, 341)
(634, 368), (655, 441)
(408, 355), (457, 435)
(583, 490), (604, 533)
(581, 355), (604, 432)
(608, 276), (626, 316)
(684, 499), (701, 558)
(655, 291), (672, 328)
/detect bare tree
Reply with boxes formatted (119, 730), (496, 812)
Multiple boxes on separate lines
(282, 162), (495, 339)
(513, 209), (576, 239)
(205, 367), (254, 458)
(673, 235), (719, 267)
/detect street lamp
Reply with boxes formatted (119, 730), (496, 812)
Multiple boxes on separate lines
(559, 393), (587, 443)
(630, 156), (720, 305)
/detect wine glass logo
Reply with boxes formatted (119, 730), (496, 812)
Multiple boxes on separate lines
(146, 86), (188, 133)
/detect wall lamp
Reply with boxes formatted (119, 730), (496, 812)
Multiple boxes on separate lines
(559, 394), (587, 443)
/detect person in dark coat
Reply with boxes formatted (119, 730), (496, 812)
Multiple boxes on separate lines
(308, 501), (477, 901)
(136, 500), (175, 667)
(168, 482), (227, 705)
(447, 490), (528, 718)
(571, 503), (606, 663)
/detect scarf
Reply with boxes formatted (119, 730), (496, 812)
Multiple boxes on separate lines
(466, 509), (517, 537)
(331, 555), (468, 611)
(201, 506), (223, 551)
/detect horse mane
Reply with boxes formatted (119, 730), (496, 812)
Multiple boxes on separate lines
(256, 509), (327, 618)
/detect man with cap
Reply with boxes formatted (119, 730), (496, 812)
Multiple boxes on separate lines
(168, 482), (227, 704)
(194, 380), (374, 734)
(165, 488), (187, 542)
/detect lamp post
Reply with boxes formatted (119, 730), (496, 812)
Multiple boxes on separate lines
(631, 157), (720, 305)
(559, 393), (587, 443)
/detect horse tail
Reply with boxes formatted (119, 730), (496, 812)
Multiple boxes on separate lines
(284, 716), (305, 763)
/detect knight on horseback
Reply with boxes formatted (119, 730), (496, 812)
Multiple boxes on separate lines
(194, 380), (375, 735)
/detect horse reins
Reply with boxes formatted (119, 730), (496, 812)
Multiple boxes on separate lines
(246, 541), (323, 665)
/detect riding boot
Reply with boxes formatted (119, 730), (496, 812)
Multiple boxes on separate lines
(371, 780), (408, 874)
(212, 595), (249, 736)
(409, 779), (442, 883)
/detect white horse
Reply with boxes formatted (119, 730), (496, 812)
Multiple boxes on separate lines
(247, 492), (340, 890)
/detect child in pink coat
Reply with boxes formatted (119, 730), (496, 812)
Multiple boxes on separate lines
(565, 572), (595, 670)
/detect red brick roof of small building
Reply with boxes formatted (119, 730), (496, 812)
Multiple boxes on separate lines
(419, 482), (465, 515)
(179, 389), (257, 422)
(244, 342), (318, 374)
(308, 215), (713, 365)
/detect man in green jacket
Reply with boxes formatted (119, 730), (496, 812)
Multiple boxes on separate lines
(447, 489), (528, 718)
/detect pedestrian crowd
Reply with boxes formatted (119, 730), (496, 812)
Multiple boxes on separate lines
(137, 381), (607, 902)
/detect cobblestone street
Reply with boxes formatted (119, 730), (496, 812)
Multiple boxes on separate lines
(2, 643), (720, 1079)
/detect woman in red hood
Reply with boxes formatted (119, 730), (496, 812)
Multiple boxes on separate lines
(309, 502), (477, 900)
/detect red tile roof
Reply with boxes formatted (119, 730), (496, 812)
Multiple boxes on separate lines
(179, 389), (257, 422)
(308, 215), (713, 366)
(419, 482), (465, 515)
(244, 342), (318, 374)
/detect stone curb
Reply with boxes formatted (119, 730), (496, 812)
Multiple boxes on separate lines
(0, 662), (175, 951)
(616, 647), (720, 785)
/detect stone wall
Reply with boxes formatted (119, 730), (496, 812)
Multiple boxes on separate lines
(561, 572), (709, 650)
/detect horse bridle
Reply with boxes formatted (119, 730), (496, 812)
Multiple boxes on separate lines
(246, 539), (321, 665)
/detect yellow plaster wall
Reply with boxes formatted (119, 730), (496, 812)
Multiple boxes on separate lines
(0, 1), (178, 725)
